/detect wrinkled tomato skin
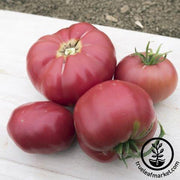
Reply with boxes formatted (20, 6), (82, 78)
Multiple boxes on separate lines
(74, 80), (157, 152)
(78, 138), (118, 163)
(7, 102), (75, 154)
(115, 55), (178, 103)
(27, 22), (116, 105)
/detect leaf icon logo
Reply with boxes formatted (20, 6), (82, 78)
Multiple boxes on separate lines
(141, 137), (174, 171)
(149, 141), (165, 167)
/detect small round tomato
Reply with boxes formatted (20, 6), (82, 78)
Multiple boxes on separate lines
(115, 42), (178, 103)
(27, 22), (116, 105)
(7, 101), (75, 154)
(74, 80), (157, 162)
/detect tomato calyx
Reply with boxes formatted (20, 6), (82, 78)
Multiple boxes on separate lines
(56, 39), (82, 58)
(113, 122), (165, 167)
(114, 139), (140, 167)
(134, 41), (171, 65)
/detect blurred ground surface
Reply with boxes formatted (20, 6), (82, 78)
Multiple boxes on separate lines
(0, 0), (180, 38)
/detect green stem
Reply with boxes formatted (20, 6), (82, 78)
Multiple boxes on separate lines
(143, 122), (165, 157)
(134, 41), (171, 65)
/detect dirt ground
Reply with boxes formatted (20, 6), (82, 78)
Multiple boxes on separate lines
(0, 0), (180, 38)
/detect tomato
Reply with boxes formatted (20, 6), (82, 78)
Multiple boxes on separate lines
(74, 80), (157, 162)
(78, 138), (118, 163)
(115, 42), (178, 103)
(7, 101), (75, 154)
(27, 22), (116, 105)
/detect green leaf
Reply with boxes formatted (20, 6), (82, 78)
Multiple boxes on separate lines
(122, 157), (128, 168)
(130, 140), (140, 155)
(136, 122), (154, 140)
(125, 141), (130, 157)
(155, 44), (162, 55)
(118, 143), (123, 158)
(131, 121), (140, 138)
(146, 41), (151, 60)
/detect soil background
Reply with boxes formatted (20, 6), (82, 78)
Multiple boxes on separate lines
(0, 0), (180, 38)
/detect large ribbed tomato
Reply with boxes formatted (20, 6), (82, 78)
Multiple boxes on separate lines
(27, 22), (116, 105)
(74, 80), (158, 162)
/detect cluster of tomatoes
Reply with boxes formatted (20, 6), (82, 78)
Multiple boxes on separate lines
(7, 22), (178, 163)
